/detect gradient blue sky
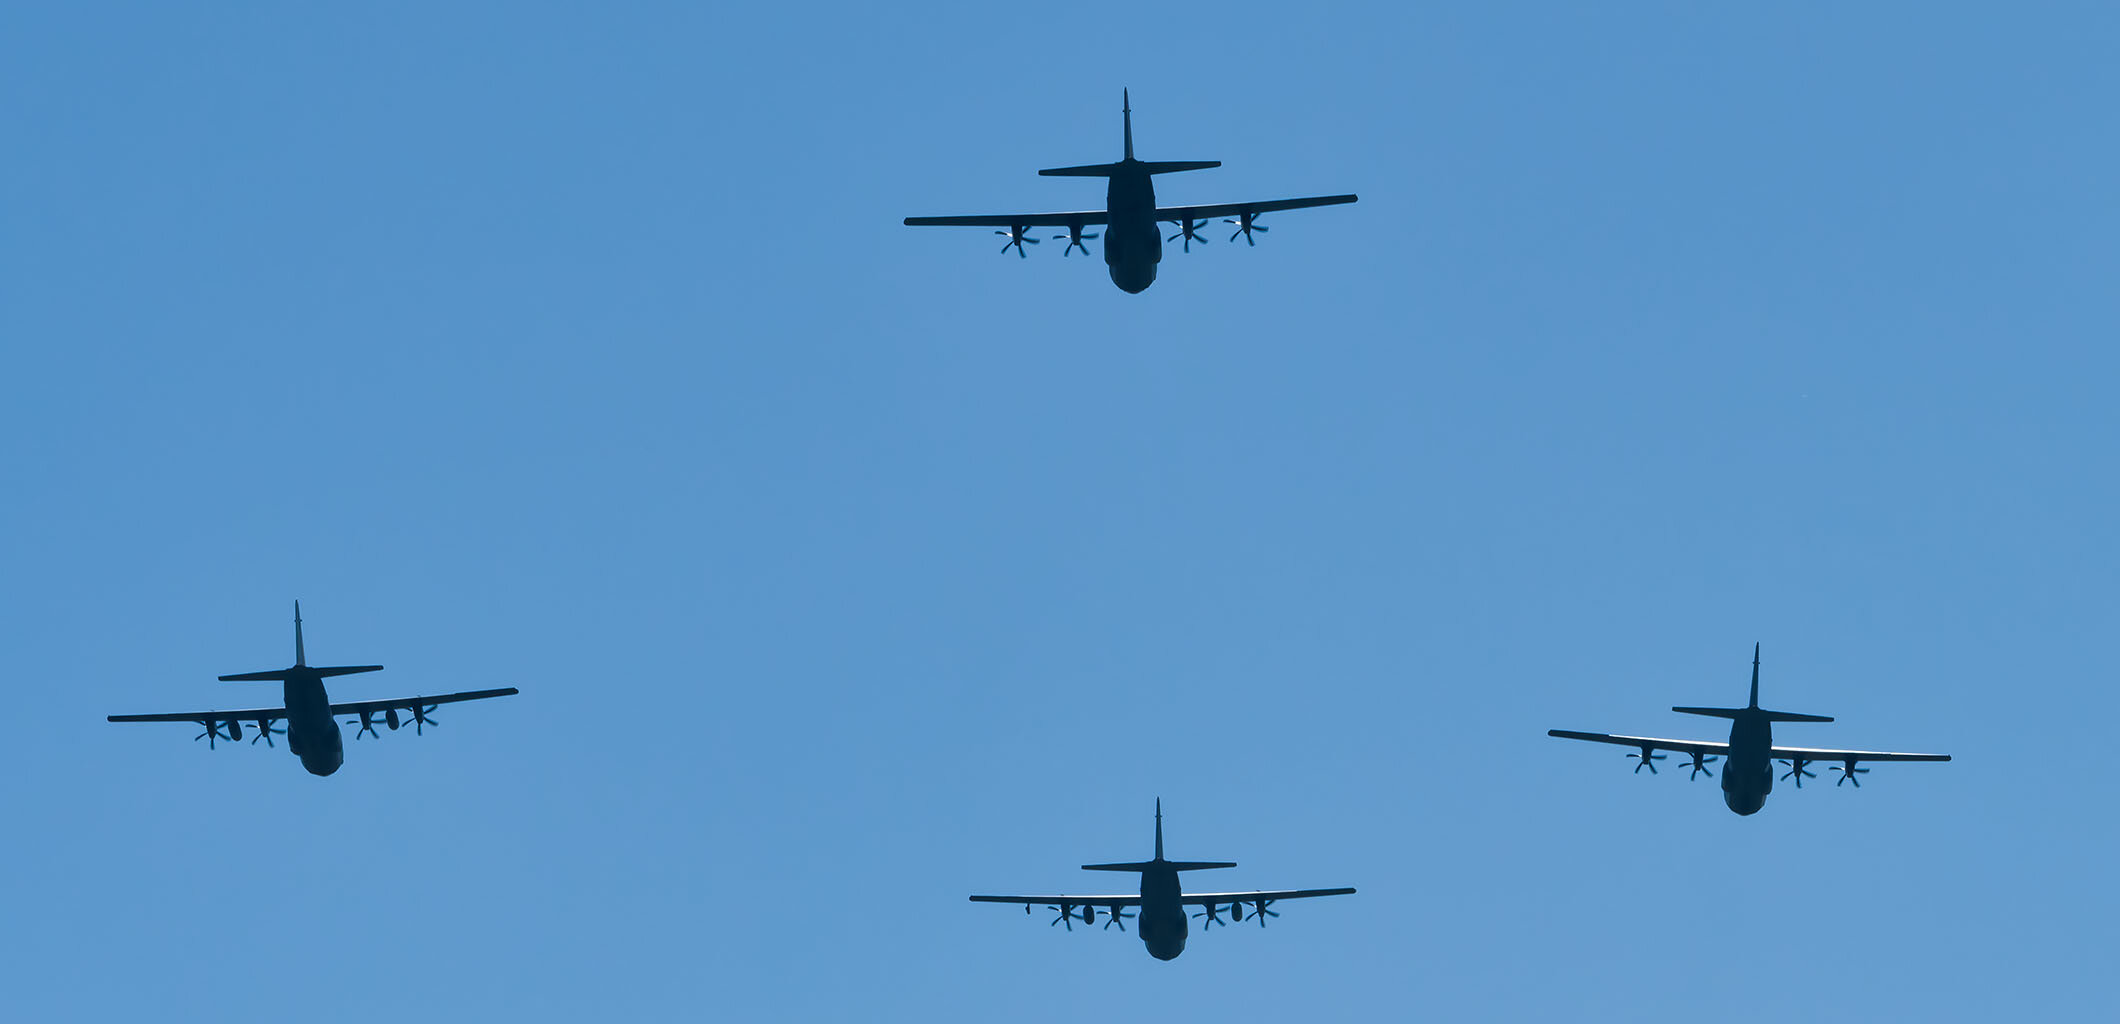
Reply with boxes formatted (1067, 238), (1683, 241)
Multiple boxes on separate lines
(5, 3), (2114, 1020)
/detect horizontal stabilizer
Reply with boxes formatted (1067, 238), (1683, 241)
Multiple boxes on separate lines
(1082, 860), (1235, 872)
(218, 665), (382, 681)
(1673, 705), (1834, 723)
(313, 665), (384, 678)
(1758, 710), (1833, 723)
(1039, 160), (1221, 177)
(1040, 162), (1126, 177)
(1137, 160), (1219, 175)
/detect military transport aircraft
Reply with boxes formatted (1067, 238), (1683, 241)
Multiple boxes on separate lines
(107, 603), (518, 777)
(970, 800), (1354, 961)
(903, 91), (1357, 293)
(1548, 645), (1950, 815)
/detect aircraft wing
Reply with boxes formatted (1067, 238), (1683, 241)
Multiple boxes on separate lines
(1182, 887), (1355, 906)
(1156, 194), (1359, 223)
(1768, 744), (1950, 764)
(329, 687), (520, 717)
(904, 211), (1109, 228)
(1547, 730), (1730, 758)
(969, 894), (1140, 907)
(109, 706), (288, 724)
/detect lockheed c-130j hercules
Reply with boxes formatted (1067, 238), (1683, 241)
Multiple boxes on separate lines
(903, 91), (1357, 293)
(1548, 645), (1950, 816)
(969, 800), (1354, 961)
(107, 603), (519, 777)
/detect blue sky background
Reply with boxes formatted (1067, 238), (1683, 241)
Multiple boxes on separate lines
(4, 2), (2114, 1020)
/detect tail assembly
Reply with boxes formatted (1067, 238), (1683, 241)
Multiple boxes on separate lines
(1039, 91), (1221, 177)
(1081, 799), (1237, 873)
(218, 601), (385, 681)
(1124, 87), (1133, 160)
(1671, 644), (1834, 723)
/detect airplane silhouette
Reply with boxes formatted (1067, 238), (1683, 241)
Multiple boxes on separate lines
(904, 91), (1357, 293)
(107, 602), (518, 777)
(969, 800), (1354, 961)
(1548, 645), (1950, 815)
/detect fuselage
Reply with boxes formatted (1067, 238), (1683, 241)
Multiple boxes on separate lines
(1102, 167), (1162, 294)
(282, 673), (343, 776)
(1720, 717), (1773, 815)
(1135, 866), (1188, 960)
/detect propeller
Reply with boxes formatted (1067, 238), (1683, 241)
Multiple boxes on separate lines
(194, 720), (230, 749)
(1193, 903), (1227, 929)
(1167, 218), (1211, 252)
(349, 711), (381, 740)
(1046, 903), (1079, 931)
(1681, 751), (1719, 781)
(1102, 906), (1136, 932)
(1832, 759), (1869, 788)
(1778, 757), (1817, 787)
(250, 717), (285, 747)
(1225, 211), (1269, 245)
(1052, 223), (1098, 257)
(1250, 899), (1279, 928)
(1627, 746), (1666, 774)
(409, 702), (439, 736)
(995, 224), (1039, 258)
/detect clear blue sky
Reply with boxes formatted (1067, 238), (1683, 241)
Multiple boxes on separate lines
(4, 2), (2113, 1020)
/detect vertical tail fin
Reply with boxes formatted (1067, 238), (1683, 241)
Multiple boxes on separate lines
(1081, 799), (1234, 872)
(1123, 89), (1134, 161)
(294, 600), (306, 668)
(1672, 643), (1832, 722)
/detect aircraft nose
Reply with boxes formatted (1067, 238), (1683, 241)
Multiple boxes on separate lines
(1109, 265), (1155, 294)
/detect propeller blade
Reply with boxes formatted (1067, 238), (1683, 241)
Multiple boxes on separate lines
(251, 718), (285, 747)
(1225, 213), (1270, 244)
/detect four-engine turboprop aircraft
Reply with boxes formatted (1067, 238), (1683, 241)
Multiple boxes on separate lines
(904, 91), (1357, 293)
(1547, 645), (1950, 815)
(969, 800), (1354, 961)
(107, 603), (519, 777)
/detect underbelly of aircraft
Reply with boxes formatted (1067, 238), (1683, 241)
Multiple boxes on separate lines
(1109, 262), (1156, 293)
(1103, 219), (1162, 292)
